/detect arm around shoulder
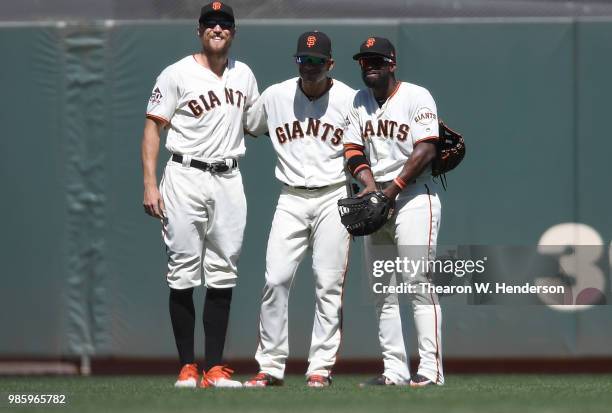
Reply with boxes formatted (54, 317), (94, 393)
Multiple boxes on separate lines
(243, 87), (268, 137)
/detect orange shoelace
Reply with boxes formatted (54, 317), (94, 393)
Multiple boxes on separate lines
(204, 365), (234, 381)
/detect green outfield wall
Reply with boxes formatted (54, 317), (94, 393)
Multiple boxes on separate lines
(0, 19), (610, 361)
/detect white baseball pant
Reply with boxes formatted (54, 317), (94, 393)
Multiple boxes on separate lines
(159, 158), (246, 289)
(364, 180), (443, 384)
(255, 183), (350, 379)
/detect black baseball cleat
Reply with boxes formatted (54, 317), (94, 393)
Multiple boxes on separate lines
(243, 372), (284, 388)
(359, 375), (408, 387)
(409, 374), (436, 387)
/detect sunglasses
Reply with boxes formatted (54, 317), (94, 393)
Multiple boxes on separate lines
(358, 56), (394, 68)
(201, 20), (234, 30)
(296, 55), (328, 65)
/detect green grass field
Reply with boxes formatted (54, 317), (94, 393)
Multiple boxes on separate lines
(2, 374), (611, 413)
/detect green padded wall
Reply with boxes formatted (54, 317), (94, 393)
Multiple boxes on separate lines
(0, 20), (610, 360)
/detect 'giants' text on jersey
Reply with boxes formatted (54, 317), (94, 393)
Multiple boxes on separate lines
(245, 77), (355, 187)
(187, 87), (249, 116)
(361, 119), (410, 141)
(274, 118), (343, 146)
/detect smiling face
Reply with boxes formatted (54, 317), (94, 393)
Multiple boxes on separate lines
(358, 55), (396, 89)
(296, 55), (333, 83)
(198, 20), (235, 56)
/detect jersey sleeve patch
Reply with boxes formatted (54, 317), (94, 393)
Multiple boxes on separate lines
(414, 107), (437, 125)
(149, 87), (163, 106)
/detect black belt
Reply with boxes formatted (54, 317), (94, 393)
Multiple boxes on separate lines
(172, 154), (237, 173)
(287, 184), (330, 191)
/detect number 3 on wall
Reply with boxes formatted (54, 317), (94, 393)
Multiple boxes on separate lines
(536, 223), (610, 312)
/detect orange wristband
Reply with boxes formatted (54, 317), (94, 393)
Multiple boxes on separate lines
(393, 177), (407, 190)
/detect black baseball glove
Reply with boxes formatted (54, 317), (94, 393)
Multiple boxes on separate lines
(337, 191), (395, 236)
(431, 120), (465, 177)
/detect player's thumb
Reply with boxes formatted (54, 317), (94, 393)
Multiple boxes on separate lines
(159, 197), (166, 218)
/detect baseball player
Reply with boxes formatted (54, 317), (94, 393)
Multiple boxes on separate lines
(141, 1), (259, 388)
(242, 31), (354, 388)
(343, 37), (444, 387)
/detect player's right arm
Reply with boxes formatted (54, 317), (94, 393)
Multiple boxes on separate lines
(352, 162), (377, 197)
(142, 67), (178, 219)
(343, 95), (376, 196)
(141, 117), (166, 219)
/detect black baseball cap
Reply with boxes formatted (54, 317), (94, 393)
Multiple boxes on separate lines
(199, 1), (235, 24)
(353, 37), (396, 61)
(294, 31), (332, 59)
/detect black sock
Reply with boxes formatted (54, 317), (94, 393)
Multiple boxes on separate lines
(203, 287), (233, 370)
(169, 287), (195, 366)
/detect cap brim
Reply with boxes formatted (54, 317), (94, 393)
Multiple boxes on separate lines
(353, 51), (392, 60)
(294, 52), (331, 59)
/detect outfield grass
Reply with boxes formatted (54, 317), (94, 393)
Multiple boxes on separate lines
(1, 374), (611, 413)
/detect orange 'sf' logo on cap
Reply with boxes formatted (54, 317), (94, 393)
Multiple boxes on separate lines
(365, 38), (376, 48)
(212, 2), (222, 10)
(306, 35), (317, 48)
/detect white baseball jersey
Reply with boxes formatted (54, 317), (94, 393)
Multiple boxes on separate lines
(245, 77), (355, 187)
(343, 82), (439, 182)
(147, 55), (259, 160)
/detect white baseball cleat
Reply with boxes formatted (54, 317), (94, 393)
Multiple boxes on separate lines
(307, 374), (332, 387)
(199, 365), (243, 388)
(174, 363), (199, 388)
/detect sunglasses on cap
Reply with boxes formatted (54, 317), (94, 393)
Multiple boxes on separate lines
(201, 19), (234, 30)
(295, 55), (328, 65)
(358, 56), (394, 68)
